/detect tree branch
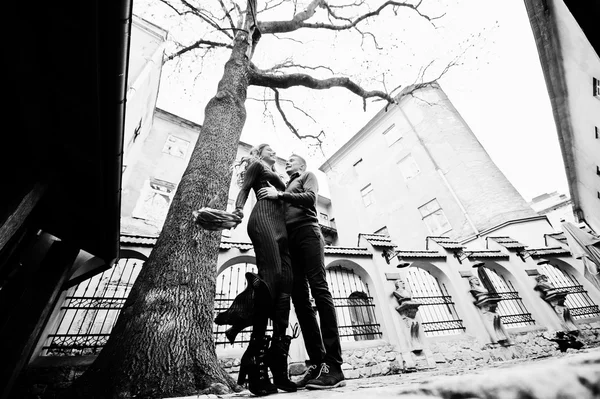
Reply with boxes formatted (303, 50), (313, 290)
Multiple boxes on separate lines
(160, 0), (234, 40)
(247, 95), (318, 123)
(259, 0), (444, 34)
(165, 39), (232, 61)
(249, 64), (394, 111)
(262, 59), (335, 75)
(271, 88), (325, 143)
(215, 0), (237, 32)
(354, 26), (383, 50)
(259, 0), (287, 13)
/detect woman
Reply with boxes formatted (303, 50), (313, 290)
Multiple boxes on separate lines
(215, 144), (295, 396)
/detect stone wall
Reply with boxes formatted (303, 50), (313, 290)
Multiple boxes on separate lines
(12, 323), (600, 398)
(218, 323), (600, 380)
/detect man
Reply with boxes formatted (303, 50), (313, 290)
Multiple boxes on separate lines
(257, 154), (345, 390)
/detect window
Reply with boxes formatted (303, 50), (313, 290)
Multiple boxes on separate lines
(353, 158), (364, 175)
(360, 184), (374, 207)
(319, 212), (329, 226)
(382, 124), (402, 147)
(397, 155), (420, 181)
(594, 77), (600, 97)
(162, 135), (190, 158)
(132, 178), (176, 226)
(418, 199), (451, 235)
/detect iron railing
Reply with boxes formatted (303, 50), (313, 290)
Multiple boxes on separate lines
(42, 259), (142, 356)
(334, 296), (382, 341)
(414, 295), (466, 335)
(407, 268), (466, 336)
(327, 266), (382, 342)
(479, 268), (536, 328)
(538, 264), (600, 319)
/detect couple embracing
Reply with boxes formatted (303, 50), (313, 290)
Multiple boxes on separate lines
(215, 144), (345, 396)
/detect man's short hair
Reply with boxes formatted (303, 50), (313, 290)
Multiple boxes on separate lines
(290, 154), (307, 169)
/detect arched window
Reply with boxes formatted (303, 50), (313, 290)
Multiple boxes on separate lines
(406, 267), (465, 336)
(477, 267), (535, 327)
(41, 258), (143, 356)
(326, 266), (381, 342)
(213, 262), (266, 349)
(538, 263), (600, 319)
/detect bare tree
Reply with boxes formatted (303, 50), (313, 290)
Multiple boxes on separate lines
(65, 0), (457, 397)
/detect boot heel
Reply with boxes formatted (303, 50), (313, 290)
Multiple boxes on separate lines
(237, 364), (248, 385)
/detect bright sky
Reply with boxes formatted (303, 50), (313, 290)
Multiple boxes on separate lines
(141, 0), (569, 202)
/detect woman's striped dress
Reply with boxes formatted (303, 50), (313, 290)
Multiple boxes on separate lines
(215, 160), (292, 336)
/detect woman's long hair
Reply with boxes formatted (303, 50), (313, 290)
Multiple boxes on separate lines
(233, 143), (277, 187)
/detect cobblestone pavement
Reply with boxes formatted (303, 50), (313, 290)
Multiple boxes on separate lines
(171, 347), (600, 399)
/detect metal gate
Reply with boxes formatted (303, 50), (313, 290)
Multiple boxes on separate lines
(538, 264), (600, 319)
(326, 266), (382, 341)
(406, 267), (465, 336)
(478, 267), (535, 328)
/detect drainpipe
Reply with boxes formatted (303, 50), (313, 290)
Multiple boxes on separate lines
(397, 107), (480, 237)
(437, 169), (480, 236)
(106, 0), (133, 262)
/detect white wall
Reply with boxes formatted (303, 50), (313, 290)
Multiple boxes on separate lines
(553, 0), (600, 232)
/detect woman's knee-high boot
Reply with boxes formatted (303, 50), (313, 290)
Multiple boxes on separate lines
(266, 324), (299, 392)
(238, 335), (277, 396)
(237, 280), (276, 396)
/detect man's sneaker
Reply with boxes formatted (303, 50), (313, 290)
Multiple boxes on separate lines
(295, 364), (320, 389)
(305, 362), (346, 389)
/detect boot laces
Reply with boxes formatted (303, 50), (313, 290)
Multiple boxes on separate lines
(318, 363), (330, 377)
(291, 323), (300, 339)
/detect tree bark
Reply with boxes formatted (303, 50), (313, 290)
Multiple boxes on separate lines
(64, 32), (251, 399)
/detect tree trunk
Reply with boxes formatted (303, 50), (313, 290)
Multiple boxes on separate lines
(64, 32), (251, 399)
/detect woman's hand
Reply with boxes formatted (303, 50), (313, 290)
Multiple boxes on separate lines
(233, 208), (244, 219)
(257, 181), (280, 200)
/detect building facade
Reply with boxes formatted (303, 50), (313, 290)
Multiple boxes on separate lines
(319, 83), (546, 249)
(524, 0), (600, 233)
(529, 191), (576, 229)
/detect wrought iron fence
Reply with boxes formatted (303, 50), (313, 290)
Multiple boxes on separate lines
(213, 264), (383, 346)
(42, 258), (142, 356)
(407, 268), (466, 336)
(327, 266), (382, 342)
(334, 295), (382, 340)
(479, 268), (536, 328)
(539, 264), (600, 319)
